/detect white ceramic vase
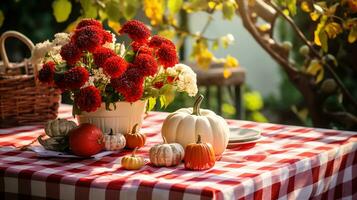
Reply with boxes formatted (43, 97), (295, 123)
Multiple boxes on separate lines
(76, 100), (147, 134)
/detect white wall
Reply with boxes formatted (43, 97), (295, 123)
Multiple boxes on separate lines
(186, 12), (281, 97)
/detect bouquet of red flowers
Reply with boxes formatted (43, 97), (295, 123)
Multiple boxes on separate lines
(32, 19), (198, 113)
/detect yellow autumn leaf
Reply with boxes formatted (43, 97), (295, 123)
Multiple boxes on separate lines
(108, 20), (121, 35)
(326, 3), (339, 16)
(258, 23), (271, 32)
(244, 91), (263, 111)
(348, 26), (357, 43)
(306, 59), (324, 83)
(196, 49), (214, 69)
(324, 22), (342, 39)
(250, 111), (268, 122)
(65, 18), (81, 33)
(310, 11), (320, 21)
(224, 55), (239, 68)
(282, 9), (290, 16)
(314, 16), (327, 46)
(301, 1), (313, 12)
(143, 0), (164, 26)
(223, 68), (232, 78)
(222, 103), (236, 116)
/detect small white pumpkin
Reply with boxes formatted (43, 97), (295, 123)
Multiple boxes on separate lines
(104, 129), (126, 151)
(149, 136), (184, 167)
(161, 95), (229, 156)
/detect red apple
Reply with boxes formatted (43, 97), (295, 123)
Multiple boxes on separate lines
(69, 123), (104, 157)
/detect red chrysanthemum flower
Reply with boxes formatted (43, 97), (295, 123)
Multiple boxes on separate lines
(103, 56), (128, 78)
(149, 35), (175, 49)
(75, 86), (102, 112)
(131, 41), (153, 55)
(93, 47), (116, 68)
(76, 19), (103, 29)
(111, 67), (144, 102)
(102, 31), (113, 44)
(53, 72), (67, 91)
(63, 66), (89, 89)
(72, 26), (104, 52)
(133, 53), (158, 76)
(119, 20), (151, 43)
(60, 42), (82, 66)
(38, 61), (56, 84)
(156, 43), (178, 68)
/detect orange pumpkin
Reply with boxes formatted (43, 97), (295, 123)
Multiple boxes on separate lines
(125, 124), (146, 149)
(184, 135), (215, 170)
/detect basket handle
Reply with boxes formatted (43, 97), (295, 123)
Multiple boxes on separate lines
(0, 31), (35, 70)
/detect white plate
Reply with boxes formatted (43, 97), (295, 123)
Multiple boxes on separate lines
(28, 146), (115, 159)
(229, 127), (261, 142)
(227, 137), (261, 148)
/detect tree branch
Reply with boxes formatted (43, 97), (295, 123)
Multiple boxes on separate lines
(264, 0), (357, 107)
(236, 0), (298, 80)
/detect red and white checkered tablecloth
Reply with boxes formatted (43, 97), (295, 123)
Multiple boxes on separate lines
(0, 104), (356, 200)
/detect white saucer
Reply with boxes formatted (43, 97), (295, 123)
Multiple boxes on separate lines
(229, 127), (261, 143)
(227, 137), (261, 148)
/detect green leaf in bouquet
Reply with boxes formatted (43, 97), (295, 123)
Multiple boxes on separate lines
(164, 92), (175, 108)
(80, 0), (98, 18)
(124, 51), (135, 62)
(146, 88), (160, 98)
(159, 95), (166, 108)
(52, 0), (72, 23)
(147, 97), (157, 111)
(72, 103), (81, 117)
(159, 84), (175, 95)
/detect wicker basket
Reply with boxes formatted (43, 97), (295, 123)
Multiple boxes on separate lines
(0, 31), (61, 128)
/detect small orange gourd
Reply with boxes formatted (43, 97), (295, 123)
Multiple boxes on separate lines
(121, 148), (145, 170)
(125, 124), (146, 149)
(184, 135), (215, 170)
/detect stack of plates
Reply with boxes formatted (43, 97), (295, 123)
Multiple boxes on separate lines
(228, 126), (261, 148)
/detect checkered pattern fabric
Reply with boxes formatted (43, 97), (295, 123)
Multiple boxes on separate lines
(0, 104), (356, 200)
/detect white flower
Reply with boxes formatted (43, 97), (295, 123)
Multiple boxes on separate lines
(171, 63), (198, 97)
(166, 67), (178, 76)
(31, 40), (54, 64)
(221, 34), (235, 46)
(103, 32), (117, 50)
(53, 33), (70, 46)
(83, 68), (110, 89)
(117, 43), (126, 57)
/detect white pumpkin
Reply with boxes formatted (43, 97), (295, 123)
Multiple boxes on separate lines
(104, 129), (126, 151)
(161, 95), (229, 156)
(149, 137), (184, 167)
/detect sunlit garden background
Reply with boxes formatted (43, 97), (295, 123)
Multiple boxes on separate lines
(1, 0), (356, 130)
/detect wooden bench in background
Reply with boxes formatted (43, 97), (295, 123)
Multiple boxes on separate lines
(192, 64), (246, 119)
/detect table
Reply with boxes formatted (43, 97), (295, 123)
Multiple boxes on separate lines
(0, 104), (356, 200)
